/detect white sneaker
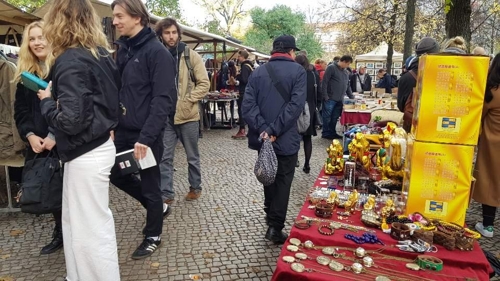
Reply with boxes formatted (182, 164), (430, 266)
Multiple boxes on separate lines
(475, 222), (494, 238)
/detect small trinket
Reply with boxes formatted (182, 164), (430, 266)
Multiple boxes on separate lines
(316, 256), (331, 266)
(362, 256), (374, 267)
(354, 247), (366, 258)
(351, 263), (364, 274)
(282, 256), (295, 263)
(295, 253), (308, 260)
(345, 233), (384, 245)
(291, 263), (305, 273)
(322, 247), (336, 255)
(308, 205), (316, 209)
(289, 238), (301, 246)
(287, 245), (299, 252)
(406, 263), (420, 271)
(330, 222), (342, 229)
(375, 276), (392, 281)
(304, 240), (315, 249)
(329, 260), (344, 272)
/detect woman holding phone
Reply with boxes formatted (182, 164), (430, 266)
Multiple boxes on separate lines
(13, 20), (63, 255)
(37, 0), (121, 279)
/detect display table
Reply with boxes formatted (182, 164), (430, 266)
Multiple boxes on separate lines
(271, 170), (493, 281)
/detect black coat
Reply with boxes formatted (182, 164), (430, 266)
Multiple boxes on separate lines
(303, 69), (320, 136)
(397, 57), (419, 112)
(115, 27), (177, 146)
(238, 59), (253, 94)
(40, 47), (121, 162)
(242, 55), (307, 156)
(14, 81), (56, 161)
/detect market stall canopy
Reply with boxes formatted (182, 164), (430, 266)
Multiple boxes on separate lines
(250, 51), (271, 60)
(355, 42), (403, 61)
(34, 0), (256, 53)
(0, 0), (39, 38)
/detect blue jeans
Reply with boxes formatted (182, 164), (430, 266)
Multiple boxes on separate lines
(322, 99), (343, 137)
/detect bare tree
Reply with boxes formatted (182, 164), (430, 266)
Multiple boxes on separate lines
(194, 0), (247, 36)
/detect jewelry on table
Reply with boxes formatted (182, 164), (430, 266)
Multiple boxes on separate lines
(362, 256), (374, 267)
(304, 240), (315, 249)
(289, 238), (301, 246)
(291, 262), (306, 273)
(295, 253), (311, 260)
(345, 233), (385, 245)
(282, 256), (295, 263)
(288, 263), (373, 281)
(322, 247), (336, 255)
(375, 276), (391, 281)
(329, 260), (344, 271)
(318, 224), (335, 236)
(316, 256), (331, 266)
(286, 245), (299, 252)
(406, 263), (420, 271)
(293, 219), (312, 230)
(416, 255), (443, 271)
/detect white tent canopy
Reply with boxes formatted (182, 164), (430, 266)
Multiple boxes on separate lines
(355, 42), (403, 61)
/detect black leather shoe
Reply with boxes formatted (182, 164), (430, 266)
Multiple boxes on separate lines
(40, 226), (63, 255)
(303, 165), (310, 174)
(265, 227), (288, 244)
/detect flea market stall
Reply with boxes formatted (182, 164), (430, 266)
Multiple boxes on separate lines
(272, 53), (493, 280)
(355, 42), (404, 86)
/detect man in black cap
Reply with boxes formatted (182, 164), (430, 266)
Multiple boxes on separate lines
(242, 35), (307, 244)
(397, 37), (440, 113)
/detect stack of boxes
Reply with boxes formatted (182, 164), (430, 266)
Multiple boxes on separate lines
(403, 54), (490, 225)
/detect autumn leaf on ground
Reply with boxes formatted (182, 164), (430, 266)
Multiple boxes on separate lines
(0, 254), (11, 260)
(214, 206), (222, 211)
(202, 252), (215, 259)
(10, 229), (24, 236)
(151, 262), (160, 269)
(0, 276), (14, 281)
(251, 267), (261, 273)
(189, 274), (202, 280)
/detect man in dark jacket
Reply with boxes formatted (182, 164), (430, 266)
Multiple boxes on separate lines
(397, 37), (440, 112)
(111, 0), (177, 260)
(350, 66), (372, 93)
(375, 69), (394, 94)
(242, 35), (306, 244)
(322, 55), (354, 139)
(232, 49), (253, 139)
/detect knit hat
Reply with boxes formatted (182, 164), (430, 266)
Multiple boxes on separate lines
(415, 37), (440, 55)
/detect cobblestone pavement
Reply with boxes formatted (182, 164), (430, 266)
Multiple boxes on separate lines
(1, 128), (499, 281)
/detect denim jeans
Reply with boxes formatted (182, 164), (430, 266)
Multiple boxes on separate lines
(159, 119), (201, 200)
(321, 99), (343, 137)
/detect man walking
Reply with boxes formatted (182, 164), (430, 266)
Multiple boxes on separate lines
(232, 49), (253, 139)
(321, 55), (354, 139)
(156, 17), (210, 203)
(111, 0), (177, 259)
(242, 35), (306, 244)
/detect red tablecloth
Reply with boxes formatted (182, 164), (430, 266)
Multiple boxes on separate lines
(271, 170), (493, 281)
(341, 111), (372, 125)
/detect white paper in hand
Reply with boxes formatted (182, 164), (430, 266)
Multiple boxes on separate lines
(137, 147), (157, 169)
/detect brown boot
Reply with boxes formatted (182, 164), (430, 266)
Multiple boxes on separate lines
(185, 188), (201, 201)
(232, 128), (246, 139)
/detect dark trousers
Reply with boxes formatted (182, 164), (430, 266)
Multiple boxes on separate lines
(237, 94), (246, 129)
(483, 204), (497, 227)
(264, 153), (298, 230)
(322, 99), (343, 138)
(110, 128), (164, 237)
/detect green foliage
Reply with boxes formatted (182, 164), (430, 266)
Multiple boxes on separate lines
(5, 0), (47, 13)
(146, 0), (181, 20)
(445, 0), (453, 14)
(244, 5), (323, 57)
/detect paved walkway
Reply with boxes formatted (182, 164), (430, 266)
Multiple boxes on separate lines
(0, 128), (499, 281)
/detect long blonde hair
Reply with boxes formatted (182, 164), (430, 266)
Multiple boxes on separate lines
(43, 0), (110, 68)
(13, 21), (48, 83)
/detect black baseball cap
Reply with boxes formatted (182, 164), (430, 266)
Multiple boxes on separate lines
(272, 35), (300, 51)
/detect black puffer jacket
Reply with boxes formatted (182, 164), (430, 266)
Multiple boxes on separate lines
(40, 47), (121, 162)
(115, 27), (177, 146)
(14, 81), (51, 142)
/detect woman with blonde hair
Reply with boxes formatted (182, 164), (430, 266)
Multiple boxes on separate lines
(37, 0), (121, 280)
(13, 21), (63, 255)
(442, 36), (467, 54)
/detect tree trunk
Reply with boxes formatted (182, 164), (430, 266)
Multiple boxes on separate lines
(403, 0), (417, 62)
(445, 0), (472, 44)
(386, 1), (399, 75)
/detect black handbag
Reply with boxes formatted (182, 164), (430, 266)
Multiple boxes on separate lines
(315, 107), (323, 127)
(17, 151), (63, 214)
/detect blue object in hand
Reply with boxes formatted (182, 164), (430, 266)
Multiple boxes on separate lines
(21, 71), (48, 93)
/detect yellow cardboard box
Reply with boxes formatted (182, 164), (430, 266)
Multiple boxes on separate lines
(411, 54), (489, 146)
(403, 137), (474, 225)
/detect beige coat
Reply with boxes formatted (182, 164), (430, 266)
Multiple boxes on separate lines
(473, 87), (500, 207)
(0, 59), (24, 166)
(173, 48), (210, 125)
